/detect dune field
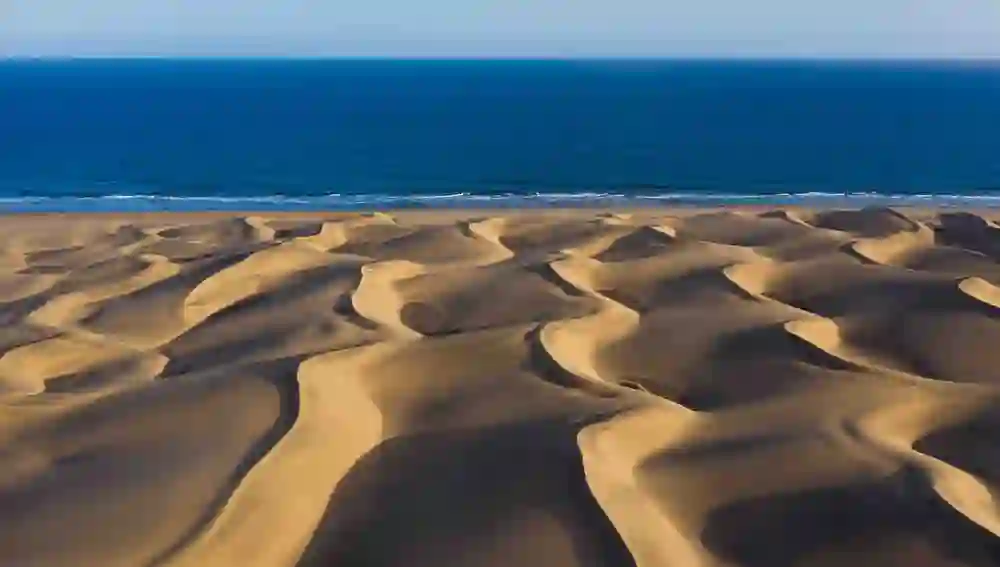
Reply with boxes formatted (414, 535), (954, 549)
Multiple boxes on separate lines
(3, 207), (1000, 567)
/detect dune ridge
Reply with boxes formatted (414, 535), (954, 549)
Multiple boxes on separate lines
(3, 208), (1000, 566)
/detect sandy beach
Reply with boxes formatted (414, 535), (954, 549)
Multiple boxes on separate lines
(3, 206), (1000, 567)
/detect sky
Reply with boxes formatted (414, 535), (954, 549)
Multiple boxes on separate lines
(3, 0), (1000, 58)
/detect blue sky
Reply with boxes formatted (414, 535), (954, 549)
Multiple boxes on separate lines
(4, 0), (1000, 57)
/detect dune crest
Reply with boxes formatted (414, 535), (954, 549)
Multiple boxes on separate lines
(4, 207), (1000, 566)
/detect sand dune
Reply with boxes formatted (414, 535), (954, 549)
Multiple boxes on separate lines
(3, 207), (1000, 566)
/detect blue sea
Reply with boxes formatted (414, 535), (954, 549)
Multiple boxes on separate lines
(1, 58), (999, 212)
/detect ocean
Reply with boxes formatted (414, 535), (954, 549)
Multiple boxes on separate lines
(1, 58), (999, 212)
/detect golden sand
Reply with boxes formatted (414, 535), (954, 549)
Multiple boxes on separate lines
(2, 207), (1000, 566)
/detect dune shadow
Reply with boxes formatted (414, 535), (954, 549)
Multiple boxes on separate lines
(700, 466), (1000, 567)
(145, 357), (303, 566)
(295, 418), (636, 567)
(936, 213), (1000, 263)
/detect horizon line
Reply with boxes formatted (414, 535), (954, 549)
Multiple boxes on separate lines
(4, 54), (1000, 62)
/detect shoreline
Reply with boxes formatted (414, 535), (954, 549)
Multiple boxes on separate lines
(2, 204), (1000, 221)
(4, 190), (1000, 216)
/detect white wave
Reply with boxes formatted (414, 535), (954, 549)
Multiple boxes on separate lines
(2, 189), (1000, 211)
